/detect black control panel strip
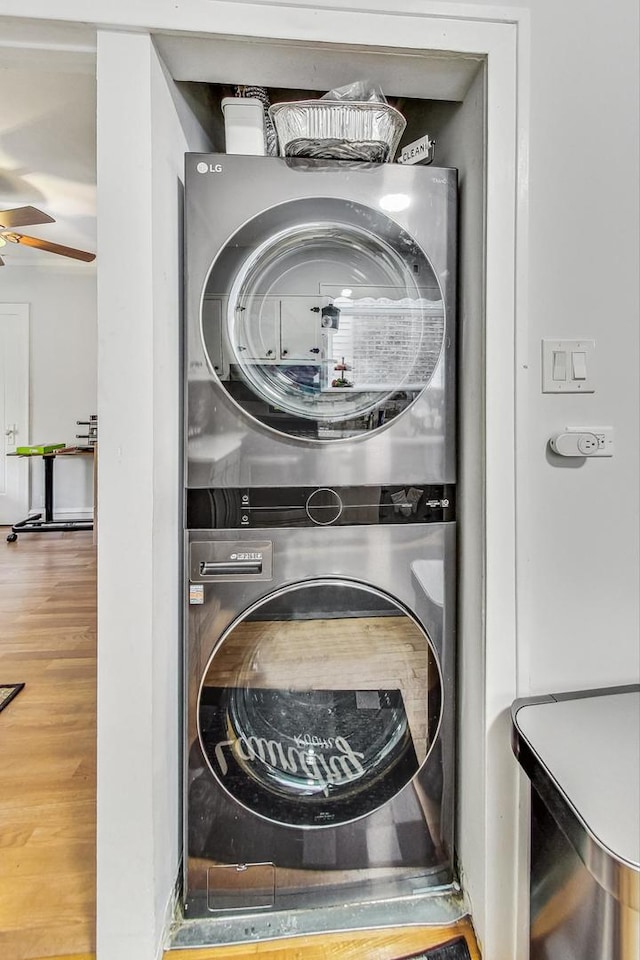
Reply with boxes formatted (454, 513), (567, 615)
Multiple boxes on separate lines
(187, 484), (456, 529)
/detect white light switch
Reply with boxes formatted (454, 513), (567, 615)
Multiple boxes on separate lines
(553, 350), (567, 380)
(572, 351), (587, 379)
(542, 339), (595, 393)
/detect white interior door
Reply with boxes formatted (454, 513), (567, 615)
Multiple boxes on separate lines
(0, 304), (29, 525)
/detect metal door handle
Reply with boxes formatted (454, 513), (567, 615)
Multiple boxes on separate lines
(200, 560), (263, 576)
(5, 424), (17, 443)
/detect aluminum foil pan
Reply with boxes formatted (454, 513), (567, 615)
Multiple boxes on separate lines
(269, 100), (406, 162)
(285, 138), (389, 162)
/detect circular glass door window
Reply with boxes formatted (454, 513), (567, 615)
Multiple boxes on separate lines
(197, 579), (442, 827)
(202, 198), (445, 441)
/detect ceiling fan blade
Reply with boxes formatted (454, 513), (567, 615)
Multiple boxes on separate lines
(0, 205), (55, 229)
(7, 232), (96, 262)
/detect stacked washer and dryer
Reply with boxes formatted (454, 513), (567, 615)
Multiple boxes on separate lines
(183, 154), (457, 922)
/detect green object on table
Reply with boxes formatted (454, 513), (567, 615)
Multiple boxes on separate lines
(15, 443), (66, 455)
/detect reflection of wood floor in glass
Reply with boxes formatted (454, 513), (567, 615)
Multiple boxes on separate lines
(203, 616), (437, 761)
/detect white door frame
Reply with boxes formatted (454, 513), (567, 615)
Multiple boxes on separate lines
(0, 303), (30, 526)
(0, 3), (529, 958)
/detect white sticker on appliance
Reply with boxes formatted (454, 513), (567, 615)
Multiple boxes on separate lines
(189, 584), (204, 605)
(397, 134), (435, 165)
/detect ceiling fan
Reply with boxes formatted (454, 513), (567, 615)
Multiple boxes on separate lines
(0, 205), (95, 266)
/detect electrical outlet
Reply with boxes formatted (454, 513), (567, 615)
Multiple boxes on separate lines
(567, 426), (614, 457)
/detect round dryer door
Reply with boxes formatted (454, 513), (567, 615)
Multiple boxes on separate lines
(197, 579), (442, 827)
(202, 197), (445, 441)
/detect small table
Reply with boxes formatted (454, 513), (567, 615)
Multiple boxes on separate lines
(6, 447), (95, 542)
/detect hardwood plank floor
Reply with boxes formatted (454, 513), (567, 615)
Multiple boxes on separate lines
(0, 531), (96, 960)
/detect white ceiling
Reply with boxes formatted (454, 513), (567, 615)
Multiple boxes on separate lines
(156, 33), (482, 100)
(0, 26), (97, 267)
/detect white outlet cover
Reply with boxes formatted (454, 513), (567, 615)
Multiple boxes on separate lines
(542, 339), (596, 393)
(567, 425), (614, 457)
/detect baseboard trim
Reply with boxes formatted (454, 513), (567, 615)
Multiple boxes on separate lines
(31, 955), (95, 960)
(28, 507), (93, 520)
(159, 866), (183, 960)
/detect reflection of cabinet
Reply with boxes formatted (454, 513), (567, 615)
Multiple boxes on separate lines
(234, 296), (280, 360)
(201, 298), (225, 376)
(203, 295), (329, 369)
(279, 297), (323, 361)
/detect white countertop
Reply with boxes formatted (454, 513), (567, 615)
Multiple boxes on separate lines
(515, 689), (640, 868)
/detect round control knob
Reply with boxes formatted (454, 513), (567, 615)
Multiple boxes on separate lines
(305, 488), (343, 526)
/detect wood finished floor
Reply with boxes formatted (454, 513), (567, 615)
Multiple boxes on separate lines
(0, 532), (480, 960)
(0, 531), (96, 960)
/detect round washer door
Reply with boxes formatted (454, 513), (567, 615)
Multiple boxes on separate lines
(197, 579), (442, 827)
(202, 197), (445, 442)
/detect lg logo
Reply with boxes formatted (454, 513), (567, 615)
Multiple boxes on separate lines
(196, 161), (223, 174)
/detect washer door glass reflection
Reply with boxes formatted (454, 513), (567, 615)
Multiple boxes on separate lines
(201, 198), (445, 441)
(197, 580), (442, 827)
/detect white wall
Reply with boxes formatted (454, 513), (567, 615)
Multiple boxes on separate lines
(427, 0), (640, 693)
(150, 40), (212, 944)
(96, 30), (210, 960)
(1, 267), (96, 514)
(507, 0), (640, 693)
(432, 65), (494, 942)
(96, 32), (156, 960)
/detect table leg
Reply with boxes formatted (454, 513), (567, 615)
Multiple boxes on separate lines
(44, 455), (55, 522)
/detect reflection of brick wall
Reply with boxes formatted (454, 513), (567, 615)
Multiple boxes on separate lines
(331, 301), (444, 387)
(330, 318), (354, 368)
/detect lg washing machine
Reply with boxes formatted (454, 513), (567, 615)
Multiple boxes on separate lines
(184, 491), (456, 918)
(184, 154), (456, 488)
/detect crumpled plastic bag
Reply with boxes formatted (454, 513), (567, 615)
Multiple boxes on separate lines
(321, 79), (387, 104)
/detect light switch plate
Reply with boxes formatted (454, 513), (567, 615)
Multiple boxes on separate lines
(542, 339), (595, 393)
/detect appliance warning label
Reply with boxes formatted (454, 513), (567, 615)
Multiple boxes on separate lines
(189, 584), (204, 605)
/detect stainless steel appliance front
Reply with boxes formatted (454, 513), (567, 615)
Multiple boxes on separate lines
(184, 521), (456, 918)
(185, 155), (457, 488)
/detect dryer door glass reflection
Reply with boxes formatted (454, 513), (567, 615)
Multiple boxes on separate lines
(202, 198), (445, 441)
(197, 579), (442, 827)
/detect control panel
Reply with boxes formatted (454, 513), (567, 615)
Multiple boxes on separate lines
(187, 484), (456, 529)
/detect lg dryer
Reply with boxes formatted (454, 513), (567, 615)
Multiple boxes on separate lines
(184, 154), (456, 489)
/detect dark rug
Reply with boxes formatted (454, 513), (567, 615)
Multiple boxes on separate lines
(400, 937), (472, 959)
(199, 685), (419, 827)
(0, 683), (25, 714)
